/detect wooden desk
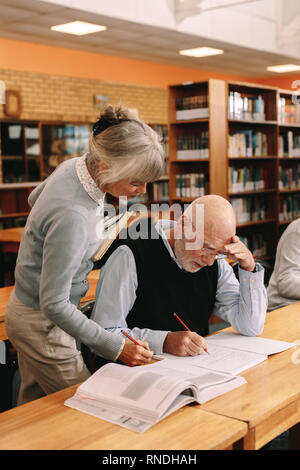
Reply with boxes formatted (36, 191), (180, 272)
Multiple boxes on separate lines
(0, 270), (100, 342)
(0, 383), (247, 450)
(0, 227), (24, 254)
(202, 301), (300, 450)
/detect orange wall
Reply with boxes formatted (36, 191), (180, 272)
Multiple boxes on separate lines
(0, 37), (250, 87)
(250, 75), (300, 91)
(1, 37), (299, 89)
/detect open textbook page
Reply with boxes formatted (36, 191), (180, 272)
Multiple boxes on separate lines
(65, 361), (245, 433)
(154, 333), (296, 375)
(155, 345), (267, 375)
(205, 331), (296, 355)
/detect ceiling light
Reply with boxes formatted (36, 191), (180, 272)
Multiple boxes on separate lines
(179, 47), (224, 58)
(266, 64), (300, 73)
(51, 21), (107, 36)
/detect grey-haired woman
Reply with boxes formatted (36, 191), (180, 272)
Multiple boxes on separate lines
(5, 105), (165, 405)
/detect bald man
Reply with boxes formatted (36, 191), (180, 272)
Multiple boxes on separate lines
(91, 195), (267, 366)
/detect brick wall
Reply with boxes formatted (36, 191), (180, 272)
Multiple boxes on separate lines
(0, 69), (167, 124)
(0, 69), (168, 182)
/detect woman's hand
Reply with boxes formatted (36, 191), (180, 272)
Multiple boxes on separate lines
(118, 339), (154, 367)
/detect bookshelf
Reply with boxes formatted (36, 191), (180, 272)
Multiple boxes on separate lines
(226, 81), (280, 261)
(168, 79), (296, 261)
(168, 79), (227, 210)
(277, 88), (300, 237)
(0, 119), (91, 228)
(0, 119), (170, 226)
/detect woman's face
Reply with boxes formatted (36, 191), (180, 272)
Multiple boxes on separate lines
(104, 180), (147, 198)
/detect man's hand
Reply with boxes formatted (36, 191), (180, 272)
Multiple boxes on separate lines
(163, 331), (208, 356)
(224, 235), (255, 272)
(118, 339), (154, 367)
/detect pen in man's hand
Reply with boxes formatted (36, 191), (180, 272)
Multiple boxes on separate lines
(173, 313), (210, 355)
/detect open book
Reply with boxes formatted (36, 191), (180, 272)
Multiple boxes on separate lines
(155, 333), (296, 375)
(65, 360), (246, 433)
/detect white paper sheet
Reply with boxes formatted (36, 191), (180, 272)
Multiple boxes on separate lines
(206, 331), (296, 355)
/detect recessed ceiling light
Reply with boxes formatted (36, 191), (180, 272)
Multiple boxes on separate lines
(266, 64), (300, 73)
(51, 21), (107, 36)
(179, 47), (224, 58)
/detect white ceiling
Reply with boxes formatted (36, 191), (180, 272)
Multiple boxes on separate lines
(0, 0), (300, 77)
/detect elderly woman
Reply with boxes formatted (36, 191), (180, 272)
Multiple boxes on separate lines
(5, 105), (165, 404)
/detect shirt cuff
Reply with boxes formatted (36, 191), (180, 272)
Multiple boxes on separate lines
(92, 329), (125, 362)
(146, 330), (170, 355)
(114, 337), (126, 361)
(238, 263), (264, 287)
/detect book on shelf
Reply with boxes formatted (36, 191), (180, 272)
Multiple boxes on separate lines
(152, 180), (169, 202)
(278, 97), (300, 124)
(25, 126), (39, 140)
(149, 125), (168, 170)
(228, 92), (265, 121)
(176, 95), (208, 120)
(175, 173), (206, 198)
(279, 164), (300, 190)
(26, 142), (40, 156)
(176, 133), (209, 160)
(228, 166), (266, 193)
(230, 196), (266, 224)
(228, 130), (268, 158)
(278, 131), (300, 158)
(279, 195), (300, 221)
(64, 356), (246, 433)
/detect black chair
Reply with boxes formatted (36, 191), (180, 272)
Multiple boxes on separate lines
(231, 259), (274, 287)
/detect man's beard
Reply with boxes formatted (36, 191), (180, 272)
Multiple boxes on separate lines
(174, 240), (205, 273)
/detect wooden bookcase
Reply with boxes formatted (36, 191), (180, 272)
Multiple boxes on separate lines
(226, 81), (279, 261)
(147, 124), (169, 205)
(168, 79), (300, 262)
(0, 119), (91, 228)
(277, 88), (300, 238)
(168, 79), (227, 209)
(0, 119), (169, 226)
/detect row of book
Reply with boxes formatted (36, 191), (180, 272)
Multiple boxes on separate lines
(239, 233), (267, 258)
(175, 95), (209, 120)
(230, 196), (267, 225)
(279, 195), (300, 221)
(228, 131), (268, 158)
(175, 173), (207, 198)
(152, 180), (169, 202)
(278, 97), (300, 124)
(228, 92), (266, 121)
(228, 166), (267, 193)
(176, 133), (209, 160)
(278, 132), (300, 158)
(279, 165), (300, 190)
(150, 124), (169, 166)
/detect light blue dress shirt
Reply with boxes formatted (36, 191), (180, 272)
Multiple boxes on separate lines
(91, 220), (268, 355)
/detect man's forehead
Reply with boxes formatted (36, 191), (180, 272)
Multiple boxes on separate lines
(203, 234), (234, 249)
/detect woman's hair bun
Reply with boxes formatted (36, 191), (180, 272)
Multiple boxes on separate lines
(92, 105), (130, 136)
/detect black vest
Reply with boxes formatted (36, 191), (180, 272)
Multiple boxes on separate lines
(98, 218), (218, 337)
